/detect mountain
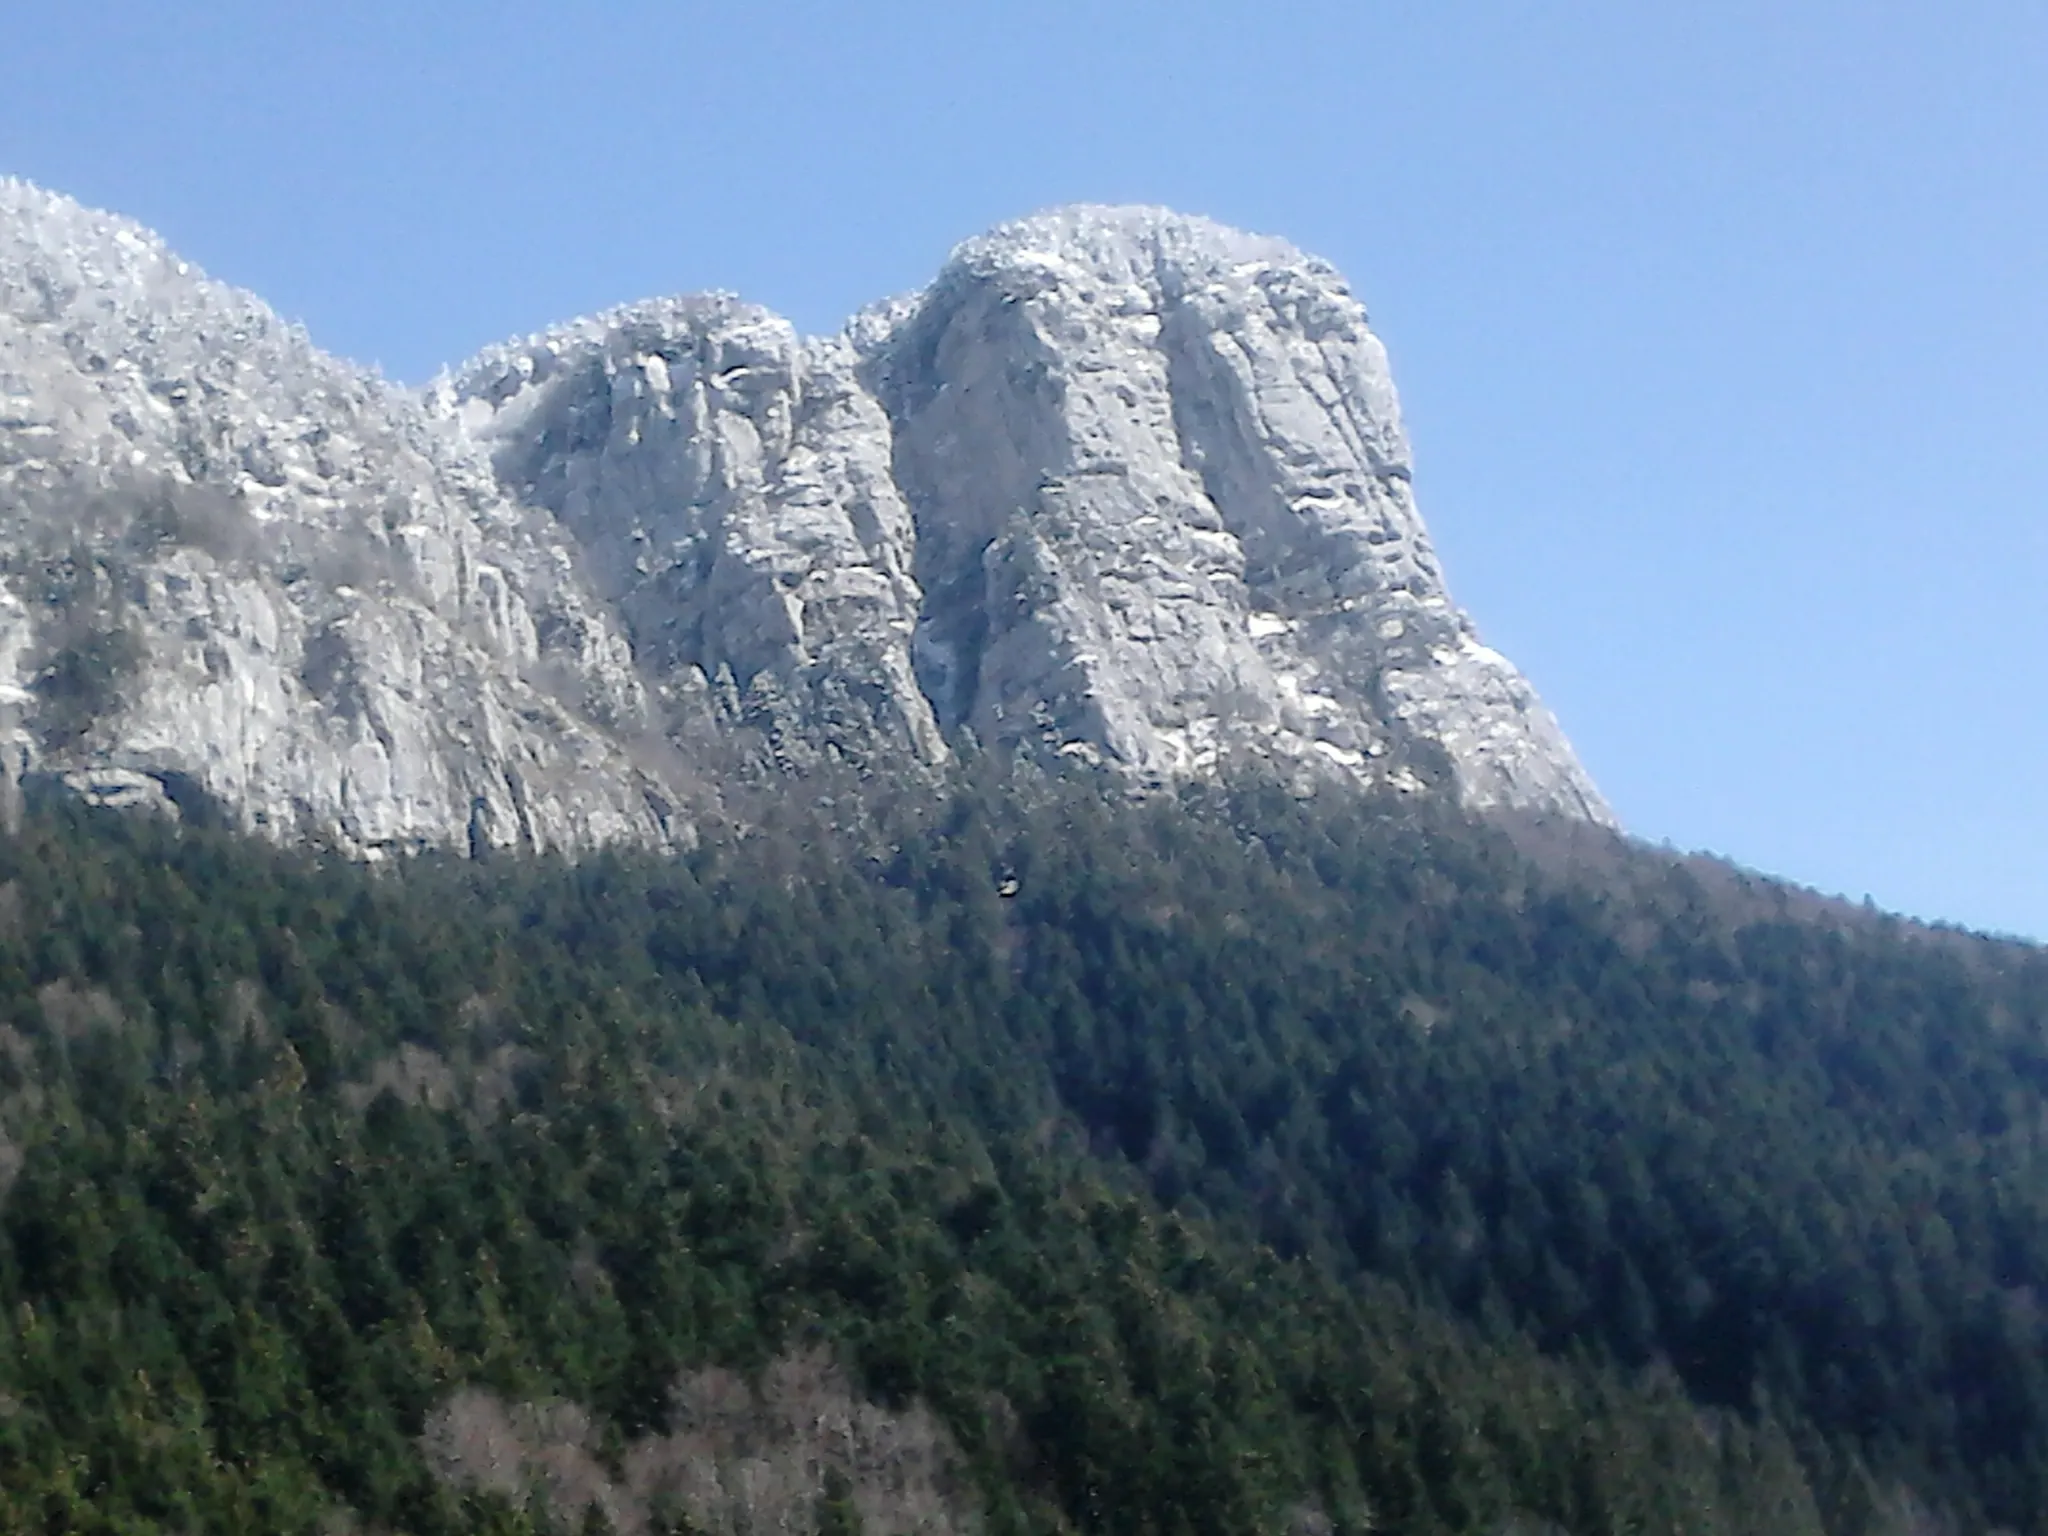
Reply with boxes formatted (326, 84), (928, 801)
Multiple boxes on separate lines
(5, 179), (2045, 1536)
(2, 183), (1608, 847)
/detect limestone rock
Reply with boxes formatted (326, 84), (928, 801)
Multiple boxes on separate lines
(860, 207), (1609, 819)
(0, 179), (680, 854)
(433, 297), (944, 775)
(3, 180), (1609, 852)
(446, 204), (1609, 822)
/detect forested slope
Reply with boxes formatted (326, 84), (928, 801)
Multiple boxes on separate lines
(0, 774), (2041, 1534)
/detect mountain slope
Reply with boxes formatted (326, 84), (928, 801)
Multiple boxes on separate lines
(0, 787), (1890, 1536)
(5, 779), (2042, 1531)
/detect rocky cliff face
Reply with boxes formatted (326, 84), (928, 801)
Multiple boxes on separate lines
(1, 182), (1609, 850)
(0, 179), (678, 854)
(435, 298), (946, 776)
(863, 209), (1605, 817)
(444, 207), (1608, 822)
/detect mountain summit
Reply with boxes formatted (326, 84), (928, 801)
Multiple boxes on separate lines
(1, 184), (1609, 849)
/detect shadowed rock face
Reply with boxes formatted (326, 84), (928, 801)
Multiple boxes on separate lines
(2, 181), (1609, 850)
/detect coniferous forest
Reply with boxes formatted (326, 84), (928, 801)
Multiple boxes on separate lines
(0, 769), (2044, 1535)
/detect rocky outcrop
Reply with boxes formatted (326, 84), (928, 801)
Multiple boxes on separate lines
(861, 208), (1607, 818)
(435, 297), (945, 775)
(445, 206), (1609, 822)
(0, 179), (680, 854)
(2, 181), (1609, 852)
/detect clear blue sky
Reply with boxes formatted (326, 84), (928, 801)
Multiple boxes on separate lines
(5, 1), (2044, 938)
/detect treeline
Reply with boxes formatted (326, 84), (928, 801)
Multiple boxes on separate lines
(0, 771), (2040, 1532)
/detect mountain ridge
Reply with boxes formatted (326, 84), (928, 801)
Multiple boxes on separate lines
(2, 180), (1609, 850)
